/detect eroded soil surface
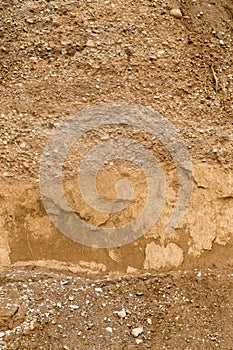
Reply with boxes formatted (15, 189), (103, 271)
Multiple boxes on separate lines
(0, 0), (233, 349)
(0, 268), (232, 350)
(1, 0), (233, 180)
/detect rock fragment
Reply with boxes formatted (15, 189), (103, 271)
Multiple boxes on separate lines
(86, 39), (96, 48)
(105, 327), (113, 333)
(170, 8), (182, 19)
(69, 305), (79, 310)
(131, 327), (143, 337)
(115, 308), (126, 319)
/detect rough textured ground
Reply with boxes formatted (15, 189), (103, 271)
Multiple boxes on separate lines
(1, 0), (233, 180)
(0, 0), (233, 349)
(0, 268), (232, 350)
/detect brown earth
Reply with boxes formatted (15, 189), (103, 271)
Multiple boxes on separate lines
(0, 267), (232, 350)
(0, 0), (233, 349)
(1, 0), (233, 179)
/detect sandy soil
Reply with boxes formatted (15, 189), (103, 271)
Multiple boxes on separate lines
(0, 267), (232, 349)
(1, 0), (233, 180)
(0, 0), (233, 349)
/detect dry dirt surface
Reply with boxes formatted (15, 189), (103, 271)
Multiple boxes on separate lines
(0, 0), (233, 349)
(1, 0), (233, 179)
(0, 268), (232, 350)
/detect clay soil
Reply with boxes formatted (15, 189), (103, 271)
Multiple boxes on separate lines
(0, 0), (233, 349)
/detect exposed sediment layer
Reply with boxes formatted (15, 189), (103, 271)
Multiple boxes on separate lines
(0, 162), (232, 274)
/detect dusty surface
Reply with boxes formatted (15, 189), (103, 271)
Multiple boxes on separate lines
(0, 0), (233, 268)
(1, 0), (233, 180)
(0, 0), (233, 348)
(0, 268), (232, 350)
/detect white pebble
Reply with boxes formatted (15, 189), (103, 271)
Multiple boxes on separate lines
(106, 327), (113, 333)
(115, 308), (126, 318)
(157, 50), (165, 57)
(69, 304), (79, 310)
(131, 327), (143, 337)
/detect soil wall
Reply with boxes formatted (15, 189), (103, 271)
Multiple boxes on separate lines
(1, 162), (232, 274)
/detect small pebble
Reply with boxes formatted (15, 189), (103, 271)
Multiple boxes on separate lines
(69, 304), (79, 310)
(115, 308), (127, 319)
(170, 8), (182, 19)
(106, 327), (113, 333)
(26, 18), (35, 24)
(86, 39), (96, 48)
(61, 281), (69, 286)
(157, 50), (165, 57)
(131, 327), (143, 337)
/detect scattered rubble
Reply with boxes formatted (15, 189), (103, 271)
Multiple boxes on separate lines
(0, 268), (232, 349)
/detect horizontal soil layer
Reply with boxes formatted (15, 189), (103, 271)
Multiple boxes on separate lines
(0, 268), (232, 350)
